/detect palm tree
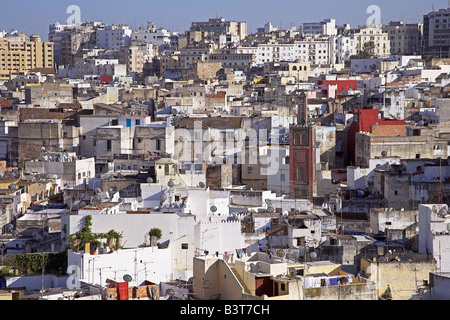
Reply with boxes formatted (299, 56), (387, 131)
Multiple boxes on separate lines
(148, 228), (162, 247)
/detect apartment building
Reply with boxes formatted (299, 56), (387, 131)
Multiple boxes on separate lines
(354, 26), (391, 57)
(131, 22), (173, 50)
(237, 38), (330, 66)
(189, 17), (247, 47)
(331, 34), (357, 64)
(382, 21), (423, 55)
(208, 51), (254, 72)
(0, 35), (54, 82)
(118, 44), (155, 74)
(423, 7), (450, 58)
(96, 25), (132, 50)
(303, 18), (337, 36)
(24, 82), (73, 108)
(17, 120), (80, 165)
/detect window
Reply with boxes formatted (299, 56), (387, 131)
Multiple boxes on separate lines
(247, 167), (254, 174)
(106, 140), (112, 151)
(135, 119), (141, 125)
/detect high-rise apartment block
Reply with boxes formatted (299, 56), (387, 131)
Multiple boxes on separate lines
(423, 8), (450, 58)
(0, 34), (54, 82)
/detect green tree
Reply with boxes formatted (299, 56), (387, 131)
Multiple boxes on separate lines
(350, 41), (376, 59)
(149, 228), (162, 240)
(149, 228), (162, 247)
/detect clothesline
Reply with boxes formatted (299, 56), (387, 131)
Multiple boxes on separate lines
(302, 274), (354, 288)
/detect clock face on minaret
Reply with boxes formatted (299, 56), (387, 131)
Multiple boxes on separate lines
(290, 91), (316, 200)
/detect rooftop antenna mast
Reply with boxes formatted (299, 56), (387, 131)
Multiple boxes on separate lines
(438, 158), (443, 204)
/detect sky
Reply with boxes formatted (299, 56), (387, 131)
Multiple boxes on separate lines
(0, 0), (448, 40)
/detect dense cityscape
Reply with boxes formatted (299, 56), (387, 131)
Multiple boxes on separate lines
(0, 1), (450, 304)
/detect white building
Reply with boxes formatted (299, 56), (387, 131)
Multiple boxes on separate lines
(303, 18), (337, 36)
(58, 59), (127, 80)
(67, 246), (173, 287)
(194, 220), (245, 257)
(24, 152), (96, 187)
(237, 38), (330, 66)
(418, 204), (450, 273)
(265, 146), (289, 194)
(332, 34), (357, 64)
(62, 212), (196, 282)
(96, 25), (132, 50)
(347, 157), (401, 190)
(132, 22), (172, 50)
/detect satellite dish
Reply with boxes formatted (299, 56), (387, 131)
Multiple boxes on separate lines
(5, 223), (13, 233)
(165, 289), (175, 298)
(79, 201), (87, 208)
(167, 181), (174, 188)
(160, 194), (167, 201)
(32, 231), (39, 238)
(285, 253), (291, 260)
(432, 205), (438, 213)
(35, 235), (43, 242)
(11, 230), (19, 237)
(249, 263), (256, 272)
(136, 196), (143, 203)
(146, 177), (154, 183)
(256, 262), (262, 270)
(199, 182), (206, 188)
(381, 151), (387, 157)
(210, 206), (217, 213)
(90, 195), (101, 206)
(123, 274), (132, 282)
(118, 198), (124, 203)
(365, 227), (372, 234)
(12, 162), (17, 167)
(292, 252), (300, 261)
(267, 206), (274, 213)
(377, 256), (387, 262)
(95, 188), (102, 195)
(289, 267), (297, 276)
(310, 252), (317, 260)
(79, 193), (85, 200)
(276, 249), (285, 258)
